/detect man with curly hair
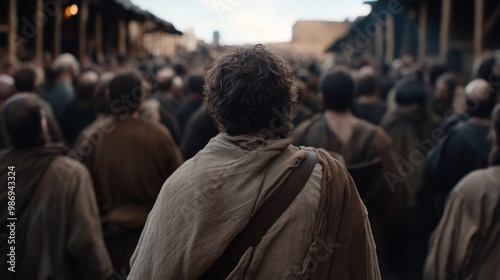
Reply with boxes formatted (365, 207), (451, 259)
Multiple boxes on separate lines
(129, 45), (380, 279)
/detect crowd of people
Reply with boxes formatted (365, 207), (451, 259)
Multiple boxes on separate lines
(0, 44), (499, 279)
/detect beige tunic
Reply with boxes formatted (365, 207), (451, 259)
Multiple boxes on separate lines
(129, 133), (380, 279)
(424, 166), (500, 280)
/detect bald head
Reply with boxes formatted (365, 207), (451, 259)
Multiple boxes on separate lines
(0, 74), (15, 103)
(465, 79), (497, 118)
(3, 94), (47, 149)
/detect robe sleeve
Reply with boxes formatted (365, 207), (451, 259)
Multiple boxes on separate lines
(65, 161), (113, 280)
(423, 188), (478, 280)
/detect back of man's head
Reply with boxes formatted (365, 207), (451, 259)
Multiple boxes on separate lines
(53, 53), (80, 77)
(321, 70), (355, 112)
(205, 44), (296, 138)
(465, 79), (496, 118)
(3, 94), (46, 149)
(428, 64), (447, 87)
(356, 69), (378, 97)
(108, 70), (144, 116)
(14, 66), (38, 93)
(77, 71), (99, 102)
(395, 77), (427, 106)
(187, 75), (205, 96)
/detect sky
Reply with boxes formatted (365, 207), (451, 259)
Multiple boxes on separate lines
(132, 0), (372, 45)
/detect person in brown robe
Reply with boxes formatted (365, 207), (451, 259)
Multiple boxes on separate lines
(0, 94), (112, 280)
(129, 45), (380, 279)
(292, 69), (411, 275)
(11, 65), (65, 145)
(73, 69), (183, 273)
(424, 104), (500, 279)
(380, 77), (441, 194)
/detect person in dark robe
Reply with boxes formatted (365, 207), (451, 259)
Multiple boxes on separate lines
(73, 69), (183, 273)
(381, 77), (441, 194)
(59, 71), (99, 146)
(422, 79), (496, 234)
(292, 69), (411, 275)
(424, 104), (500, 279)
(129, 44), (380, 280)
(0, 94), (112, 280)
(379, 77), (441, 279)
(11, 66), (65, 145)
(175, 75), (205, 134)
(180, 103), (218, 160)
(353, 67), (387, 124)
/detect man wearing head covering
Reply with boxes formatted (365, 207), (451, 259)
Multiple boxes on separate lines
(381, 77), (441, 194)
(73, 69), (183, 272)
(129, 45), (380, 279)
(0, 94), (112, 280)
(424, 104), (500, 279)
(292, 69), (410, 275)
(422, 79), (496, 231)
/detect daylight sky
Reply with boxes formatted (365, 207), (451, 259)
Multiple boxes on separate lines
(132, 0), (372, 45)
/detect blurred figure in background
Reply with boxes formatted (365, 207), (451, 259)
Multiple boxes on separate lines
(0, 75), (15, 149)
(0, 94), (112, 280)
(139, 98), (162, 124)
(422, 79), (496, 233)
(380, 77), (440, 280)
(293, 69), (411, 275)
(381, 77), (441, 195)
(38, 53), (78, 119)
(429, 73), (457, 120)
(12, 65), (65, 145)
(74, 70), (183, 272)
(59, 71), (99, 146)
(175, 75), (205, 133)
(424, 104), (500, 280)
(353, 66), (387, 125)
(179, 104), (218, 160)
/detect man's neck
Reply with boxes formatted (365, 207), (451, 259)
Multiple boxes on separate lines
(323, 109), (358, 145)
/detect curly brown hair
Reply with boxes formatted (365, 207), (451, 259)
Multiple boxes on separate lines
(205, 44), (297, 138)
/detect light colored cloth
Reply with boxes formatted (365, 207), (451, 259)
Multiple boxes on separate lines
(424, 166), (500, 280)
(129, 133), (380, 279)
